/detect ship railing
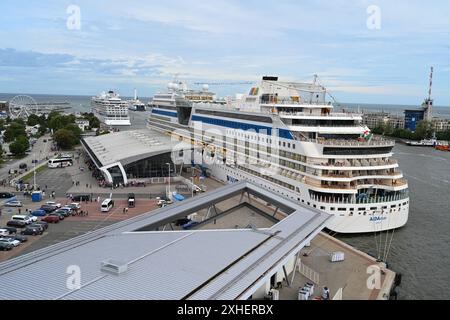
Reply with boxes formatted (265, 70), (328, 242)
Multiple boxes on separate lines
(260, 99), (330, 106)
(278, 111), (362, 118)
(291, 134), (395, 147)
(321, 170), (401, 179)
(319, 138), (395, 147)
(310, 192), (409, 205)
(308, 159), (397, 168)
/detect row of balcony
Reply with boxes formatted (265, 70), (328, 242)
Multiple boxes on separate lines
(305, 177), (408, 190)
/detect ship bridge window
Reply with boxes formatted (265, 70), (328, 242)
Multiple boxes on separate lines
(370, 207), (377, 210)
(338, 208), (346, 211)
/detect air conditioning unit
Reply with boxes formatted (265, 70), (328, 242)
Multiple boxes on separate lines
(101, 259), (128, 275)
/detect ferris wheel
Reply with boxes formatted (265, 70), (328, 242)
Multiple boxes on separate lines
(9, 95), (39, 119)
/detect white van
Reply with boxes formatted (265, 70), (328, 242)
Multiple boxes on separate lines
(101, 199), (114, 212)
(12, 215), (32, 224)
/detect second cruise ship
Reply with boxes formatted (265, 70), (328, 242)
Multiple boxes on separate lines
(91, 90), (131, 126)
(147, 76), (409, 233)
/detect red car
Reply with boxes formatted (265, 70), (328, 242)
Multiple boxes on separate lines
(41, 216), (59, 223)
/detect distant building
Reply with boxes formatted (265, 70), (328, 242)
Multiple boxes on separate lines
(75, 119), (90, 131)
(363, 112), (404, 130)
(404, 109), (425, 132)
(431, 118), (450, 132)
(25, 124), (40, 136)
(0, 101), (7, 112)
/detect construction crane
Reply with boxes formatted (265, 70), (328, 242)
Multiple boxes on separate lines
(193, 81), (254, 86)
(423, 66), (434, 121)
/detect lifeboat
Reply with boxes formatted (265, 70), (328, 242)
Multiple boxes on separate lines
(435, 145), (450, 151)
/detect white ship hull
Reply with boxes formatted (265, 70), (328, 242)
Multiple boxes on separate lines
(204, 160), (409, 234)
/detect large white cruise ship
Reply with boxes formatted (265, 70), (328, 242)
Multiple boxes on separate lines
(147, 76), (409, 234)
(91, 90), (131, 126)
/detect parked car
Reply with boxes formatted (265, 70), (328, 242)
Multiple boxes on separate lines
(0, 228), (10, 236)
(11, 215), (33, 225)
(21, 226), (43, 236)
(19, 163), (27, 169)
(59, 207), (73, 215)
(33, 221), (48, 230)
(3, 234), (28, 243)
(0, 242), (13, 251)
(68, 203), (81, 210)
(41, 215), (60, 224)
(26, 215), (38, 223)
(0, 237), (21, 247)
(54, 209), (70, 218)
(31, 209), (47, 217)
(40, 204), (57, 213)
(45, 201), (61, 208)
(31, 159), (38, 164)
(72, 194), (91, 202)
(29, 224), (45, 233)
(49, 211), (65, 220)
(7, 220), (27, 228)
(0, 192), (16, 199)
(181, 220), (199, 230)
(5, 200), (23, 207)
(0, 227), (17, 235)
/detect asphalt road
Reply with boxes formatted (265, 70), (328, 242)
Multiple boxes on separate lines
(0, 134), (54, 181)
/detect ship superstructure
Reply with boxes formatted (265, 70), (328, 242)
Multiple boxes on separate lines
(147, 76), (409, 233)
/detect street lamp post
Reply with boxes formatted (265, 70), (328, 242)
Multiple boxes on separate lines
(191, 176), (194, 198)
(166, 162), (171, 197)
(33, 153), (36, 190)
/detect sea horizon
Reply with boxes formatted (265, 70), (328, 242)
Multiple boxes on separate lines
(2, 92), (450, 119)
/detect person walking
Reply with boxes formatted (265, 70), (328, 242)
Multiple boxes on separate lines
(123, 207), (126, 214)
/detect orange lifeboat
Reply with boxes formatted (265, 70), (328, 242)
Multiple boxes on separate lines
(435, 145), (450, 151)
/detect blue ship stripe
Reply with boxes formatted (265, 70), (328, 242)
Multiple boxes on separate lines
(191, 115), (293, 139)
(152, 109), (177, 117)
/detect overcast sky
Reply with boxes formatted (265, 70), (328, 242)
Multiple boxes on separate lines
(1, 0), (450, 105)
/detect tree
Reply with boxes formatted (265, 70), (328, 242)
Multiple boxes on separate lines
(9, 136), (29, 157)
(82, 112), (101, 129)
(54, 129), (77, 150)
(27, 114), (41, 126)
(414, 121), (434, 140)
(3, 121), (26, 142)
(48, 114), (76, 131)
(64, 124), (82, 140)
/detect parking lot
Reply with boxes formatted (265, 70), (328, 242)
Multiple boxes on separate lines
(1, 149), (226, 263)
(0, 197), (158, 262)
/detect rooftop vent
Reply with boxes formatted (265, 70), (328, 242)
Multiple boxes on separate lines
(101, 259), (128, 275)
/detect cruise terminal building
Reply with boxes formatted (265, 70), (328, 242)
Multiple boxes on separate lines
(81, 129), (195, 185)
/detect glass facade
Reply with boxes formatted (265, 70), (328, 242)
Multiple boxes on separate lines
(124, 153), (177, 180)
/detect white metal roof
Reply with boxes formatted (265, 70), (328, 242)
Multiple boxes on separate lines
(0, 182), (330, 300)
(82, 129), (193, 167)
